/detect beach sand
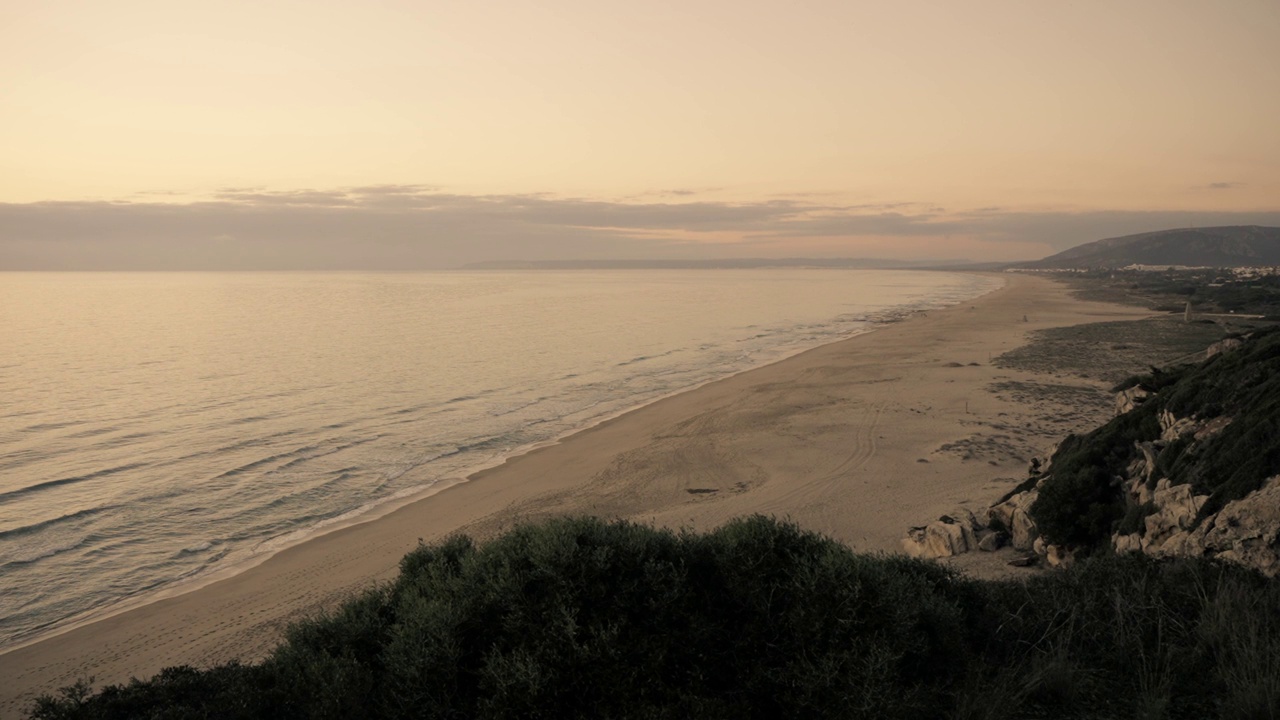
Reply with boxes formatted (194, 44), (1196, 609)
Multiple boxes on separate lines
(0, 274), (1152, 716)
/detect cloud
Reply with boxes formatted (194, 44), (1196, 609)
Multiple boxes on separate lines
(2, 188), (1279, 270)
(1206, 182), (1242, 190)
(629, 187), (722, 199)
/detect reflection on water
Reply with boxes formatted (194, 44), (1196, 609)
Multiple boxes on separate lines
(0, 269), (998, 646)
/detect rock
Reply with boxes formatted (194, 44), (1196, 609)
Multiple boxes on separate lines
(1011, 502), (1039, 551)
(989, 488), (1040, 551)
(1114, 532), (1143, 554)
(1135, 477), (1156, 506)
(1108, 474), (1280, 577)
(1008, 553), (1039, 567)
(1205, 337), (1245, 359)
(1134, 441), (1159, 488)
(1193, 415), (1232, 441)
(988, 500), (1015, 532)
(1152, 530), (1201, 558)
(901, 508), (982, 558)
(1141, 478), (1210, 552)
(1193, 475), (1280, 577)
(1115, 385), (1151, 415)
(941, 507), (980, 530)
(977, 531), (1008, 552)
(1045, 544), (1073, 568)
(1159, 409), (1197, 442)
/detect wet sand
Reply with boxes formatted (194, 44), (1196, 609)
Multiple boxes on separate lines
(0, 274), (1152, 716)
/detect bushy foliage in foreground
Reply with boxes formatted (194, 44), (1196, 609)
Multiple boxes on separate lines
(31, 517), (1280, 719)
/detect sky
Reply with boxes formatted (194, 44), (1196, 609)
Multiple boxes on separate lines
(2, 0), (1278, 269)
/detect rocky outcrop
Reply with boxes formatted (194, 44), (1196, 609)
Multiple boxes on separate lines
(1137, 478), (1210, 555)
(989, 488), (1040, 552)
(1205, 336), (1245, 359)
(1121, 475), (1280, 576)
(906, 413), (1279, 577)
(1132, 441), (1159, 487)
(977, 531), (1007, 552)
(1115, 385), (1151, 415)
(903, 331), (1280, 575)
(1193, 476), (1280, 577)
(1193, 415), (1231, 441)
(1158, 409), (1197, 441)
(902, 509), (982, 558)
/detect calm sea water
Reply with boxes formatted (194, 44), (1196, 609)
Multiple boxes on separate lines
(0, 269), (999, 647)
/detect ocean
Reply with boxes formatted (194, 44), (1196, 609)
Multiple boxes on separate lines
(0, 269), (1000, 648)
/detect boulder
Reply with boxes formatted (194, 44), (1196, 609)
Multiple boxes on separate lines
(1193, 415), (1232, 441)
(1133, 441), (1159, 488)
(1205, 337), (1244, 359)
(1012, 506), (1039, 550)
(1193, 475), (1280, 577)
(1159, 409), (1197, 442)
(902, 508), (981, 558)
(1113, 532), (1143, 554)
(1141, 478), (1210, 551)
(977, 531), (1008, 552)
(1045, 544), (1073, 568)
(989, 488), (1041, 552)
(1115, 385), (1151, 415)
(1150, 530), (1202, 559)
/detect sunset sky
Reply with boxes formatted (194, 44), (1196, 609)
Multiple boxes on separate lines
(3, 0), (1278, 268)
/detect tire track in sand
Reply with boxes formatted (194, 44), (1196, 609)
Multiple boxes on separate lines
(766, 399), (886, 514)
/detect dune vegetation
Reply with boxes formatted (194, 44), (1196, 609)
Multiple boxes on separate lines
(31, 516), (1280, 719)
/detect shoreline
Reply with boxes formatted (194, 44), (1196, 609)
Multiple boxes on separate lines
(0, 273), (1152, 717)
(0, 273), (997, 659)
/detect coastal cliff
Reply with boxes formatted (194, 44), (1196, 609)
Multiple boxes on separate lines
(908, 327), (1280, 575)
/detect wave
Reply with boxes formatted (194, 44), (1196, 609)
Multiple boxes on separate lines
(204, 451), (313, 484)
(0, 269), (1003, 650)
(272, 438), (377, 473)
(616, 348), (682, 367)
(64, 425), (125, 440)
(0, 534), (98, 570)
(487, 396), (549, 418)
(0, 504), (116, 541)
(201, 436), (375, 485)
(0, 463), (146, 504)
(176, 541), (215, 556)
(19, 420), (87, 433)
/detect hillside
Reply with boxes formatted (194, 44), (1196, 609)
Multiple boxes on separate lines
(910, 325), (1280, 577)
(1019, 226), (1280, 269)
(457, 258), (959, 270)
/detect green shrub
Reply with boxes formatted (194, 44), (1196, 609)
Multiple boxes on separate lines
(31, 520), (1280, 720)
(1030, 409), (1160, 551)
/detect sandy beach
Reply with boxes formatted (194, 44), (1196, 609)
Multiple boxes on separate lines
(0, 274), (1152, 716)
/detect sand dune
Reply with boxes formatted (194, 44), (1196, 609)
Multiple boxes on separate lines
(0, 274), (1152, 717)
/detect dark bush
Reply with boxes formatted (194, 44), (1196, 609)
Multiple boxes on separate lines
(31, 519), (1280, 720)
(1030, 408), (1160, 551)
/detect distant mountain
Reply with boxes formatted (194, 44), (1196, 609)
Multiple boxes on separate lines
(458, 258), (969, 270)
(1018, 226), (1280, 269)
